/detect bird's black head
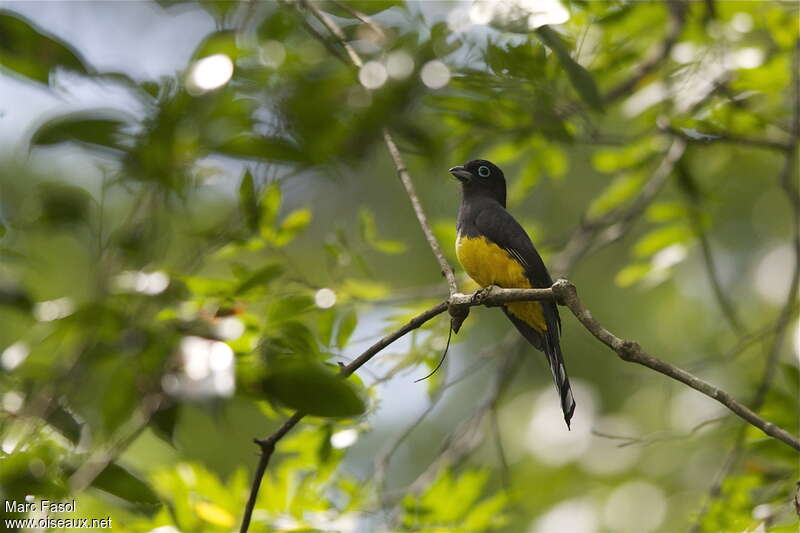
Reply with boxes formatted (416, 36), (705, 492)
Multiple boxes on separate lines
(449, 159), (507, 207)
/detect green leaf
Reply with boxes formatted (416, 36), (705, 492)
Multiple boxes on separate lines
(358, 208), (407, 255)
(587, 172), (646, 218)
(317, 308), (336, 346)
(325, 0), (402, 15)
(239, 169), (259, 232)
(92, 462), (161, 510)
(36, 181), (92, 226)
(214, 135), (305, 163)
(267, 294), (315, 323)
(336, 309), (358, 350)
(191, 29), (241, 61)
(340, 279), (389, 300)
(0, 285), (33, 312)
(535, 27), (604, 111)
(150, 404), (179, 444)
(261, 360), (366, 417)
(273, 208), (312, 246)
(31, 110), (129, 151)
(780, 362), (799, 393)
(633, 224), (693, 258)
(235, 264), (284, 295)
(0, 10), (89, 84)
(614, 262), (652, 287)
(46, 406), (83, 444)
(646, 202), (690, 222)
(260, 183), (282, 231)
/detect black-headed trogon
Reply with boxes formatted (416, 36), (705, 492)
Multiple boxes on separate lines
(450, 159), (576, 429)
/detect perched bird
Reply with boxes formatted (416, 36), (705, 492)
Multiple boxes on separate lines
(450, 159), (576, 428)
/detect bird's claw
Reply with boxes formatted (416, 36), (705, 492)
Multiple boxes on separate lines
(471, 285), (497, 304)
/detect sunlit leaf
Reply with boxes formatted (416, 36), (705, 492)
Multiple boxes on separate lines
(587, 172), (646, 218)
(614, 262), (651, 287)
(336, 309), (358, 350)
(633, 224), (693, 258)
(317, 308), (336, 346)
(274, 208), (312, 246)
(646, 202), (689, 222)
(261, 182), (282, 231)
(359, 208), (407, 255)
(191, 29), (241, 61)
(195, 501), (235, 527)
(340, 279), (389, 301)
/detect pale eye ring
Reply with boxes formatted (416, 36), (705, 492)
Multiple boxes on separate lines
(477, 165), (490, 178)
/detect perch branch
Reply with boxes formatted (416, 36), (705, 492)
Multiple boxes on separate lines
(240, 281), (800, 532)
(550, 279), (799, 452)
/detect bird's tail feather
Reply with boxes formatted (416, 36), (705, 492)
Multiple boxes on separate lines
(503, 307), (576, 429)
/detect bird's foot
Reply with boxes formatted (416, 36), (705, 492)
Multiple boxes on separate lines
(471, 285), (498, 305)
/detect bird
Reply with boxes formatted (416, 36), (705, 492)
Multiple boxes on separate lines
(450, 159), (576, 429)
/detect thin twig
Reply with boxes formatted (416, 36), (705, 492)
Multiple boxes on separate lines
(302, 0), (459, 298)
(373, 332), (519, 496)
(592, 415), (727, 448)
(678, 163), (744, 332)
(383, 129), (460, 297)
(661, 124), (790, 152)
(330, 0), (386, 41)
(303, 0), (363, 68)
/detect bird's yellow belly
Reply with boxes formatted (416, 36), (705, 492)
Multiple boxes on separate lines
(456, 234), (546, 331)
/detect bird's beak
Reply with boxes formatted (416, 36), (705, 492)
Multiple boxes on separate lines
(449, 166), (472, 182)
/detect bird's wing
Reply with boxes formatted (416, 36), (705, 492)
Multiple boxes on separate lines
(474, 206), (575, 427)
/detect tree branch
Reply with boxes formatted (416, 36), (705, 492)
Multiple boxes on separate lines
(550, 279), (800, 452)
(330, 0), (386, 41)
(239, 280), (800, 531)
(660, 124), (790, 152)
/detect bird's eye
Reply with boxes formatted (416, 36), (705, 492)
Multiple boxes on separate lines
(477, 165), (490, 178)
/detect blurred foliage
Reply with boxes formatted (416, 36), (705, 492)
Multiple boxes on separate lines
(0, 1), (798, 532)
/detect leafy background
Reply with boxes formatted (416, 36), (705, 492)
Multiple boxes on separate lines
(0, 1), (798, 532)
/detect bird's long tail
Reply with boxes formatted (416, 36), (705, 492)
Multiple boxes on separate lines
(542, 331), (576, 429)
(503, 307), (576, 429)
